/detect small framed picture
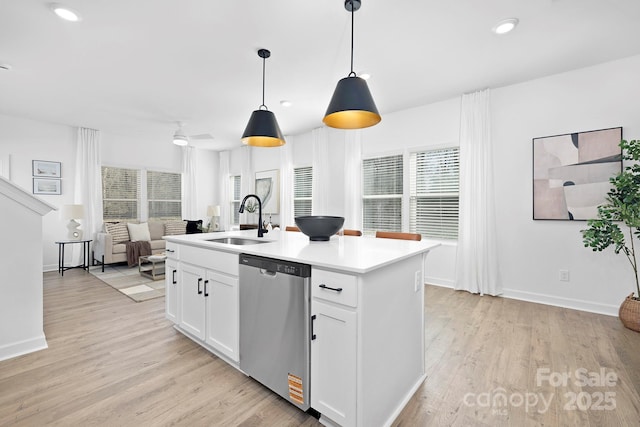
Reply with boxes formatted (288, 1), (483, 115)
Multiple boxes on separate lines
(33, 178), (61, 195)
(32, 160), (61, 178)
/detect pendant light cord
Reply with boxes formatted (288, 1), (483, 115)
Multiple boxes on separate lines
(349, 0), (356, 77)
(261, 55), (267, 110)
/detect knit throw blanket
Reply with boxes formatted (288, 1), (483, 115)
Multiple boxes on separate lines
(125, 241), (152, 267)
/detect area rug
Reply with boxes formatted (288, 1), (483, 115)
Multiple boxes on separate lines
(90, 264), (165, 302)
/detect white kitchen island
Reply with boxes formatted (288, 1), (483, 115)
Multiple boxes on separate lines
(164, 229), (439, 427)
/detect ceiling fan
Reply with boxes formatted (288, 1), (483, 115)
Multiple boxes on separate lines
(172, 122), (214, 146)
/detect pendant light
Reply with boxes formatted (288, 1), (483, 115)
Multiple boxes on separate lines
(242, 49), (285, 147)
(323, 0), (381, 129)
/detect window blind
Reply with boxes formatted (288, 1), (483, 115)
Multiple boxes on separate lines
(102, 166), (140, 221)
(231, 175), (241, 225)
(362, 155), (403, 234)
(148, 170), (182, 220)
(293, 166), (312, 218)
(410, 147), (460, 239)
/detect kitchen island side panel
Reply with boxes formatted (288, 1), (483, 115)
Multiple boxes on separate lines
(359, 253), (426, 427)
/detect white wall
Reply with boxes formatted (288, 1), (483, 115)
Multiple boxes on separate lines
(0, 115), (217, 270)
(492, 54), (640, 315)
(0, 115), (77, 271)
(0, 184), (52, 361)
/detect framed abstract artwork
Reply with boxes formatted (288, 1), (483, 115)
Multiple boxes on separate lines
(533, 127), (622, 220)
(255, 169), (279, 214)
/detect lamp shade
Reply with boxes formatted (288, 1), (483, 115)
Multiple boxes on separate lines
(241, 109), (285, 147)
(323, 75), (381, 129)
(207, 205), (221, 217)
(61, 204), (84, 220)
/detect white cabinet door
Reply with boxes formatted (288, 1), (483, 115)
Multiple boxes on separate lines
(179, 263), (206, 340)
(165, 258), (179, 324)
(205, 271), (239, 362)
(311, 300), (357, 427)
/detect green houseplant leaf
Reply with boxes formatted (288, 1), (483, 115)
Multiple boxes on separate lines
(582, 139), (640, 299)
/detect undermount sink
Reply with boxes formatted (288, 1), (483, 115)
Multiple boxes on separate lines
(206, 237), (272, 245)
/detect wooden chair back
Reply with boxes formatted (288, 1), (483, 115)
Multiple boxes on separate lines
(342, 229), (362, 236)
(285, 226), (300, 232)
(375, 231), (422, 241)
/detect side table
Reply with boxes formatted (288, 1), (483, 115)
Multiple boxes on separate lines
(139, 254), (166, 280)
(55, 239), (92, 276)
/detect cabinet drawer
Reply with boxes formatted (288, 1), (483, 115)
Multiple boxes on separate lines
(181, 245), (239, 276)
(312, 269), (357, 308)
(165, 241), (179, 259)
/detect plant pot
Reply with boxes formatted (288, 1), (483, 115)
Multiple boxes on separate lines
(619, 293), (640, 332)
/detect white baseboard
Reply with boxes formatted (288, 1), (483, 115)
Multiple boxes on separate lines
(423, 282), (619, 317)
(0, 334), (48, 362)
(424, 276), (454, 288)
(43, 263), (58, 272)
(501, 288), (619, 317)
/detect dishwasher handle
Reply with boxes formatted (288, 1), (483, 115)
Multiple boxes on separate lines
(259, 268), (277, 277)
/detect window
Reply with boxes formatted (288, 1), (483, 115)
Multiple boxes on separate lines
(102, 167), (182, 222)
(147, 170), (181, 220)
(410, 147), (460, 239)
(230, 175), (241, 225)
(102, 167), (140, 221)
(293, 166), (312, 218)
(362, 155), (403, 235)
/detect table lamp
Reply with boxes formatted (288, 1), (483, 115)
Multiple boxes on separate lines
(62, 204), (84, 240)
(207, 205), (221, 231)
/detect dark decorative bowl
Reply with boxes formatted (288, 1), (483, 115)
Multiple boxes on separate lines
(295, 216), (345, 241)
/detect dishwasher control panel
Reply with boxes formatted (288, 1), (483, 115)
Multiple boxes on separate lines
(239, 253), (311, 277)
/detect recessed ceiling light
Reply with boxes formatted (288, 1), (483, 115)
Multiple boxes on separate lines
(50, 3), (82, 22)
(359, 73), (371, 80)
(492, 18), (518, 35)
(280, 100), (292, 107)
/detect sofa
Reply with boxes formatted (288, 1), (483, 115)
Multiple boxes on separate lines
(93, 219), (202, 271)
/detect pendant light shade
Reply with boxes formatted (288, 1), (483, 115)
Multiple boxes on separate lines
(242, 109), (285, 147)
(242, 49), (285, 147)
(323, 75), (380, 129)
(323, 0), (381, 129)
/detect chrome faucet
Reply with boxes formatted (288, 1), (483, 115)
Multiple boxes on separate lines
(239, 194), (268, 238)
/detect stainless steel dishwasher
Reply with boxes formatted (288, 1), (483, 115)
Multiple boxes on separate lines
(239, 253), (312, 411)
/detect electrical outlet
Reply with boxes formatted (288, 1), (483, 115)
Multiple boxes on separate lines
(414, 271), (422, 292)
(559, 269), (570, 282)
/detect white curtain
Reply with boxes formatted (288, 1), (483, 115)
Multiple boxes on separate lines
(280, 135), (294, 229)
(74, 127), (103, 264)
(219, 151), (230, 231)
(181, 146), (198, 219)
(312, 127), (329, 215)
(455, 89), (501, 296)
(343, 130), (362, 231)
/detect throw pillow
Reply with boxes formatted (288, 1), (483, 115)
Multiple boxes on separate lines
(186, 219), (203, 234)
(127, 222), (151, 242)
(165, 220), (187, 236)
(105, 222), (130, 244)
(147, 221), (165, 240)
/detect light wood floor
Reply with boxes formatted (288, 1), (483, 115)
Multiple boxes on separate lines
(1, 271), (639, 426)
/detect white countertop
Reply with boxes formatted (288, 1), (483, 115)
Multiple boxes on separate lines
(164, 229), (440, 274)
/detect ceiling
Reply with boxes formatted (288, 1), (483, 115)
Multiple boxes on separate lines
(1, 0), (640, 151)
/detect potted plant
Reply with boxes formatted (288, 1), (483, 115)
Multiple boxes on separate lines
(582, 139), (640, 332)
